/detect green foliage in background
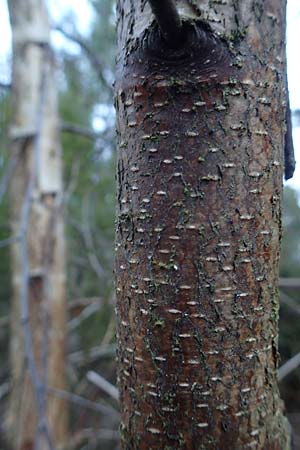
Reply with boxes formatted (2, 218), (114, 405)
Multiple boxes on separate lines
(57, 0), (116, 355)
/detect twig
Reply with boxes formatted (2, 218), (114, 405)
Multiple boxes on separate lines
(81, 193), (105, 279)
(0, 82), (11, 90)
(68, 297), (103, 313)
(69, 344), (116, 367)
(68, 215), (112, 268)
(62, 159), (81, 211)
(278, 351), (300, 381)
(48, 387), (119, 417)
(72, 428), (120, 446)
(68, 301), (100, 331)
(0, 382), (10, 400)
(284, 78), (295, 180)
(0, 235), (20, 248)
(279, 278), (300, 290)
(0, 152), (20, 203)
(9, 297), (103, 334)
(100, 313), (115, 347)
(280, 291), (300, 316)
(54, 25), (111, 91)
(0, 315), (10, 328)
(86, 371), (119, 402)
(148, 0), (184, 48)
(61, 122), (102, 141)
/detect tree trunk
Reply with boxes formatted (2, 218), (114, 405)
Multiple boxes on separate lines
(6, 1), (68, 449)
(115, 1), (291, 449)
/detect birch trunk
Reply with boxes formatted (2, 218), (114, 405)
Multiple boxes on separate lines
(115, 1), (291, 449)
(6, 1), (68, 449)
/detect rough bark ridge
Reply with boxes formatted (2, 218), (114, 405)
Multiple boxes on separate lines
(115, 1), (290, 449)
(6, 1), (68, 449)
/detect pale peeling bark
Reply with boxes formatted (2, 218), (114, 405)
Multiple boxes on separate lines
(115, 1), (290, 449)
(6, 1), (68, 449)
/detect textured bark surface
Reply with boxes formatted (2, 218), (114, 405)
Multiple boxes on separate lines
(115, 1), (290, 449)
(6, 1), (68, 449)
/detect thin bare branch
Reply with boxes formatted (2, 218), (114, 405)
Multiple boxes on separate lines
(81, 193), (105, 279)
(60, 122), (102, 141)
(63, 159), (80, 209)
(284, 81), (295, 180)
(0, 315), (10, 328)
(278, 351), (300, 381)
(0, 382), (10, 400)
(1, 298), (102, 335)
(54, 25), (111, 91)
(69, 297), (103, 313)
(279, 278), (300, 290)
(48, 387), (119, 417)
(280, 291), (300, 316)
(71, 428), (120, 446)
(100, 313), (115, 347)
(69, 344), (116, 367)
(68, 216), (113, 269)
(68, 301), (100, 331)
(0, 81), (11, 90)
(87, 371), (119, 402)
(0, 152), (20, 203)
(0, 235), (20, 248)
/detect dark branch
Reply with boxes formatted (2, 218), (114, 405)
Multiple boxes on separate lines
(54, 25), (111, 91)
(278, 351), (300, 381)
(87, 370), (119, 401)
(285, 93), (295, 180)
(0, 235), (20, 248)
(279, 278), (300, 290)
(0, 82), (11, 90)
(60, 122), (101, 140)
(48, 387), (119, 416)
(148, 0), (184, 49)
(69, 344), (116, 367)
(280, 290), (300, 317)
(0, 152), (20, 203)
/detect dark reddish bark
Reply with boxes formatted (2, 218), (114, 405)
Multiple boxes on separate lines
(115, 1), (290, 449)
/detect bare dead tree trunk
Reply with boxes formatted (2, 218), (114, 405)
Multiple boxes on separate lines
(6, 1), (68, 449)
(115, 0), (291, 449)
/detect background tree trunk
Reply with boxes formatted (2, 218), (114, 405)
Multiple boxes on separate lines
(6, 1), (68, 449)
(115, 0), (291, 449)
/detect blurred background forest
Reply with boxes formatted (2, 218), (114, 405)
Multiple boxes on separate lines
(0, 0), (300, 449)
